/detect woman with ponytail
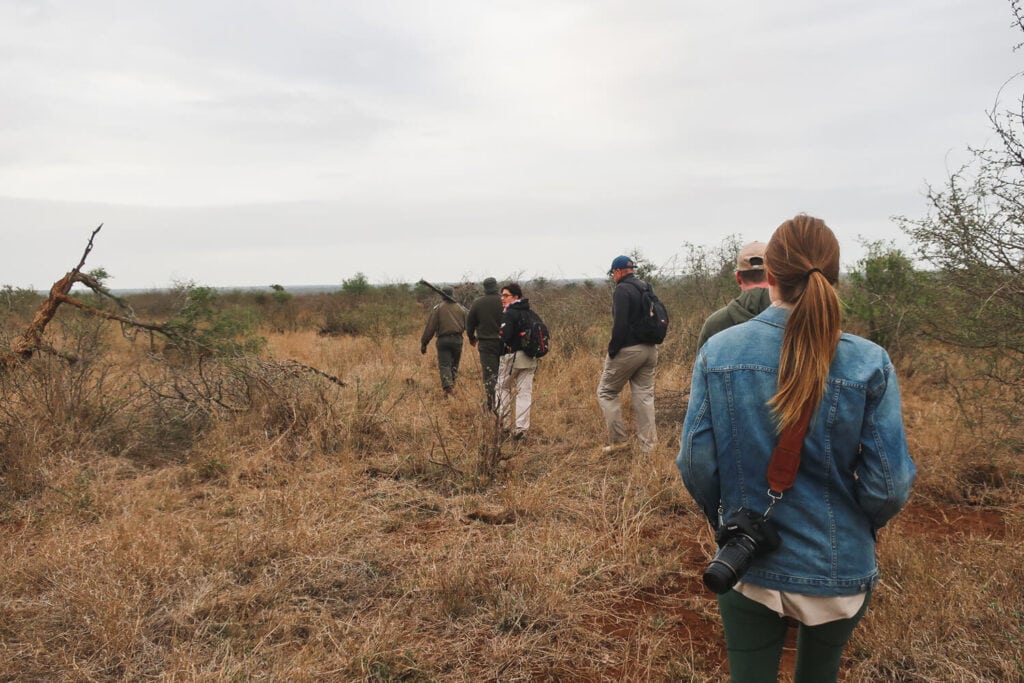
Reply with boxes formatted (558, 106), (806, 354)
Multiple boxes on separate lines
(677, 215), (916, 682)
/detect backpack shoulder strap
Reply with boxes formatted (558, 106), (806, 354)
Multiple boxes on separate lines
(515, 307), (532, 332)
(623, 279), (649, 294)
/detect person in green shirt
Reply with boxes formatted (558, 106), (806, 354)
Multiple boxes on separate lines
(466, 277), (503, 411)
(697, 241), (772, 349)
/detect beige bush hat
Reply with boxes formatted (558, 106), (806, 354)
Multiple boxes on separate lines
(737, 241), (767, 271)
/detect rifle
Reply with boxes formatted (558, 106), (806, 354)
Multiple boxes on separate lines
(417, 279), (466, 310)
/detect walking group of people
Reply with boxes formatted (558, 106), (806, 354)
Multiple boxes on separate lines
(418, 214), (916, 683)
(420, 278), (539, 438)
(420, 258), (661, 450)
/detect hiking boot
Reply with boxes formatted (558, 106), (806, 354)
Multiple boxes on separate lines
(512, 430), (527, 441)
(601, 441), (631, 455)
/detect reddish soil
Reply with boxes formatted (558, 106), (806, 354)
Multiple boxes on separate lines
(894, 501), (1006, 539)
(593, 570), (726, 680)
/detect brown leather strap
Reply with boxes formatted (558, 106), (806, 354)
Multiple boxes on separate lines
(766, 403), (814, 493)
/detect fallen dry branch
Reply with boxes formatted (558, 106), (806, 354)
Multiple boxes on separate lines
(2, 227), (347, 394)
(281, 359), (347, 387)
(2, 224), (178, 371)
(5, 224), (105, 367)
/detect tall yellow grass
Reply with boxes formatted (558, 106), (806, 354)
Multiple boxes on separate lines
(0, 318), (1021, 681)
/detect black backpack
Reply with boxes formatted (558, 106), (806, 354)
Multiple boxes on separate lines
(518, 308), (551, 358)
(626, 280), (669, 345)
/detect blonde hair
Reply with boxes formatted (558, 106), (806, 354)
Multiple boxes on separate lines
(765, 215), (842, 432)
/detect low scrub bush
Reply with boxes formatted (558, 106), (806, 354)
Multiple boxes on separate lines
(318, 284), (419, 338)
(841, 240), (927, 362)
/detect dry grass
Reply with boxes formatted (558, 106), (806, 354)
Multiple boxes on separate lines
(1, 319), (1022, 681)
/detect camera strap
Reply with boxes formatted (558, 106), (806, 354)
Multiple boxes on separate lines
(764, 402), (815, 511)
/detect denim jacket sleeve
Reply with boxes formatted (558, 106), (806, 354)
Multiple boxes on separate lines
(855, 360), (916, 531)
(677, 352), (720, 527)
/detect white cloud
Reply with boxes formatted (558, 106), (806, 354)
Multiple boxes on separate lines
(0, 0), (1020, 288)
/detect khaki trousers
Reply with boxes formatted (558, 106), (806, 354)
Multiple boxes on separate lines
(597, 344), (658, 451)
(496, 354), (535, 433)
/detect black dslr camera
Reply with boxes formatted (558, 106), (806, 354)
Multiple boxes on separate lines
(702, 508), (782, 594)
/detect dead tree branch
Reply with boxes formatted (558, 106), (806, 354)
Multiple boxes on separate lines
(4, 224), (179, 371)
(3, 225), (348, 393)
(6, 225), (105, 368)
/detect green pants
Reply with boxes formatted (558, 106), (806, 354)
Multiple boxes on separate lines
(717, 588), (870, 683)
(435, 335), (463, 390)
(476, 339), (502, 410)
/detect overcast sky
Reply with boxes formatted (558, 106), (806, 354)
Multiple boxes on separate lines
(2, 0), (1021, 290)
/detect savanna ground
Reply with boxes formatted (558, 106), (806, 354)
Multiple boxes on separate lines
(0, 276), (1021, 682)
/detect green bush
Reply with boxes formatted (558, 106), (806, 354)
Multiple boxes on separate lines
(341, 272), (371, 296)
(163, 282), (265, 356)
(841, 240), (926, 359)
(0, 286), (44, 333)
(320, 283), (419, 337)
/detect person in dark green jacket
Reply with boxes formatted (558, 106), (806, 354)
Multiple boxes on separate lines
(466, 277), (503, 411)
(697, 241), (772, 348)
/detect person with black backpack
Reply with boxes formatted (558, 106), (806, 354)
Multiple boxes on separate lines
(496, 282), (545, 440)
(597, 255), (664, 455)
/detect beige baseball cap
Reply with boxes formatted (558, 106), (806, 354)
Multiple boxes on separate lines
(737, 241), (767, 271)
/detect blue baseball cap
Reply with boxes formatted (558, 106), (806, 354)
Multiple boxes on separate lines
(608, 255), (636, 274)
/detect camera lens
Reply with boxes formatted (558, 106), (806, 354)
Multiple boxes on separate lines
(702, 535), (757, 594)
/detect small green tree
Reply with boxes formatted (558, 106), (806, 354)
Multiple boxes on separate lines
(842, 240), (925, 359)
(341, 272), (371, 296)
(86, 267), (110, 286)
(164, 281), (264, 356)
(269, 283), (292, 304)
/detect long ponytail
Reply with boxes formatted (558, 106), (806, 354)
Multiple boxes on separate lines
(765, 215), (842, 432)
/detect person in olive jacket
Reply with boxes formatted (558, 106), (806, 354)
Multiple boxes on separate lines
(420, 286), (467, 396)
(697, 241), (772, 348)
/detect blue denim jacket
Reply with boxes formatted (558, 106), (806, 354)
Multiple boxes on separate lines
(677, 305), (916, 596)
